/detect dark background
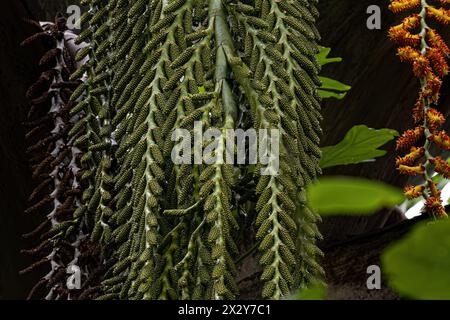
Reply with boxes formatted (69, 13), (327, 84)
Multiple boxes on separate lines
(1, 0), (448, 299)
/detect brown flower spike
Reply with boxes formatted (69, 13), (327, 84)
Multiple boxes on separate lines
(389, 0), (450, 217)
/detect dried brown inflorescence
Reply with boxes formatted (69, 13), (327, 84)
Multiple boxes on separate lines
(21, 17), (104, 300)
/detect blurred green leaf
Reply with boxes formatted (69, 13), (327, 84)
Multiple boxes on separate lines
(292, 283), (327, 300)
(382, 219), (450, 300)
(320, 125), (398, 169)
(308, 176), (404, 216)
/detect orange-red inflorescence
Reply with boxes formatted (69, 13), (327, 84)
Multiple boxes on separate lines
(396, 126), (425, 150)
(430, 156), (450, 178)
(425, 196), (448, 217)
(428, 179), (442, 198)
(427, 6), (450, 24)
(389, 15), (422, 45)
(396, 146), (425, 166)
(426, 108), (445, 131)
(429, 130), (450, 150)
(404, 184), (425, 199)
(389, 0), (421, 13)
(389, 0), (450, 218)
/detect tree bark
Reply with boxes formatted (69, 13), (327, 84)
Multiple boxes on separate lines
(322, 216), (425, 299)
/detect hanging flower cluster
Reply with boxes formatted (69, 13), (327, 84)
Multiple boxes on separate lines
(389, 0), (450, 217)
(21, 17), (104, 299)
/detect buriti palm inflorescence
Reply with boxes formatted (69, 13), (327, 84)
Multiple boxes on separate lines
(23, 0), (324, 300)
(389, 0), (450, 217)
(20, 17), (106, 299)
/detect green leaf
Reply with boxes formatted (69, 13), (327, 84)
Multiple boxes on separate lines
(319, 76), (351, 92)
(291, 283), (327, 300)
(315, 47), (351, 100)
(320, 125), (398, 169)
(316, 47), (342, 66)
(317, 89), (347, 100)
(308, 176), (404, 216)
(382, 219), (450, 300)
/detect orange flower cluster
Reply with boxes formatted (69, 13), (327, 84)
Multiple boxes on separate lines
(404, 184), (425, 199)
(427, 29), (449, 53)
(396, 126), (424, 150)
(429, 130), (450, 150)
(398, 163), (426, 175)
(428, 6), (450, 24)
(389, 14), (421, 45)
(389, 0), (420, 13)
(389, 0), (450, 217)
(425, 196), (448, 217)
(396, 146), (425, 165)
(426, 108), (445, 131)
(430, 157), (450, 178)
(421, 180), (445, 216)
